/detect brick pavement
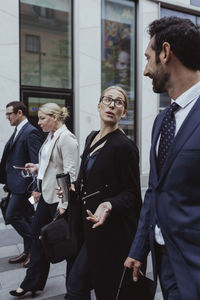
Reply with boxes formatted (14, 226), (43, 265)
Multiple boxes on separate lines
(0, 186), (163, 300)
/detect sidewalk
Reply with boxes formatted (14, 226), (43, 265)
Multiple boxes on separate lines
(0, 187), (163, 300)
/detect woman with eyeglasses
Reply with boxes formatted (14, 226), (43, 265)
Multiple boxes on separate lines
(10, 103), (78, 298)
(58, 86), (142, 300)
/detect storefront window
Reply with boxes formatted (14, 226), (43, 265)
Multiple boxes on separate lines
(190, 0), (200, 7)
(101, 0), (135, 139)
(20, 0), (72, 89)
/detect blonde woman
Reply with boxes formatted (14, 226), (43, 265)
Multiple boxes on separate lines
(10, 103), (78, 297)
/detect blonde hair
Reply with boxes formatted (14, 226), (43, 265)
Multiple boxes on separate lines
(100, 85), (128, 109)
(39, 103), (69, 123)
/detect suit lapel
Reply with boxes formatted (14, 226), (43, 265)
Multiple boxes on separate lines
(158, 96), (200, 184)
(83, 129), (118, 183)
(9, 122), (30, 150)
(4, 135), (14, 153)
(42, 125), (66, 174)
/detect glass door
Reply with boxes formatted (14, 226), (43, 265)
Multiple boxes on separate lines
(21, 89), (73, 132)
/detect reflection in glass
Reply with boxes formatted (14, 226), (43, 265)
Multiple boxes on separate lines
(27, 96), (66, 130)
(28, 97), (66, 117)
(190, 0), (200, 7)
(20, 0), (72, 89)
(161, 7), (196, 23)
(101, 0), (135, 140)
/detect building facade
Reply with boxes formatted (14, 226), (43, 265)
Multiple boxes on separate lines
(0, 0), (200, 187)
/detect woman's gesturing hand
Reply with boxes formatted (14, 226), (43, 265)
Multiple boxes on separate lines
(86, 201), (112, 228)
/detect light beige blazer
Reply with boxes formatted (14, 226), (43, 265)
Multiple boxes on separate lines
(39, 124), (78, 209)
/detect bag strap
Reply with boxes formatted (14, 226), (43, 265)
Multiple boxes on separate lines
(53, 211), (61, 221)
(115, 267), (127, 300)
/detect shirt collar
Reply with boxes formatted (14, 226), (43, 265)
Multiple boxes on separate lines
(47, 124), (65, 140)
(16, 118), (28, 132)
(171, 81), (200, 108)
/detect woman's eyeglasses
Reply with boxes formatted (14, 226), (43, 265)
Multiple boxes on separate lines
(101, 96), (125, 108)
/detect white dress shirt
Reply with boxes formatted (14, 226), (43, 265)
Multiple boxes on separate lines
(14, 118), (28, 141)
(155, 81), (200, 245)
(37, 131), (56, 180)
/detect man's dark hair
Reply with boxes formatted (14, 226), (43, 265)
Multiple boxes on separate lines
(148, 16), (200, 70)
(6, 101), (27, 116)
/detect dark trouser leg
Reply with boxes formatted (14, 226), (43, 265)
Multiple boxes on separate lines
(20, 196), (57, 291)
(156, 246), (180, 300)
(6, 194), (33, 253)
(66, 256), (77, 290)
(67, 243), (92, 300)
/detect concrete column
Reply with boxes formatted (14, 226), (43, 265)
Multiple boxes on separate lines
(73, 0), (101, 156)
(0, 0), (20, 156)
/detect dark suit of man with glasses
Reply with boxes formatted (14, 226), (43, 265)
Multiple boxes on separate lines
(0, 101), (43, 267)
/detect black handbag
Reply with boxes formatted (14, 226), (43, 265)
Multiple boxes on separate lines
(0, 186), (10, 225)
(116, 267), (156, 300)
(40, 191), (83, 264)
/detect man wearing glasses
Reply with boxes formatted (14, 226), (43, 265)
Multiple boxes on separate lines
(0, 101), (43, 267)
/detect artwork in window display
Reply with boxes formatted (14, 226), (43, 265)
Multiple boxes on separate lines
(102, 21), (131, 90)
(102, 0), (135, 139)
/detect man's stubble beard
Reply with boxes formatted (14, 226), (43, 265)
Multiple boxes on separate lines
(152, 61), (170, 94)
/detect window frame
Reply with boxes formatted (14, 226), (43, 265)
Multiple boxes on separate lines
(101, 0), (137, 141)
(19, 0), (74, 132)
(25, 34), (40, 53)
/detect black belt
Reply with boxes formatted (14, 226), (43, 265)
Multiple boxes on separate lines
(37, 179), (42, 193)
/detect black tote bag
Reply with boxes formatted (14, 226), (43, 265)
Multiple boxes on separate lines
(116, 267), (156, 300)
(40, 191), (83, 264)
(0, 185), (10, 225)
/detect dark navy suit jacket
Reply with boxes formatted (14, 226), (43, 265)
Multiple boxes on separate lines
(129, 96), (200, 300)
(0, 122), (43, 194)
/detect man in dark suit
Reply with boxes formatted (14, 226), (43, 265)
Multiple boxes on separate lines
(0, 101), (43, 266)
(125, 17), (200, 300)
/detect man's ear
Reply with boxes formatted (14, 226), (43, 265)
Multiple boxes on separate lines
(160, 42), (171, 63)
(17, 109), (23, 116)
(97, 103), (101, 112)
